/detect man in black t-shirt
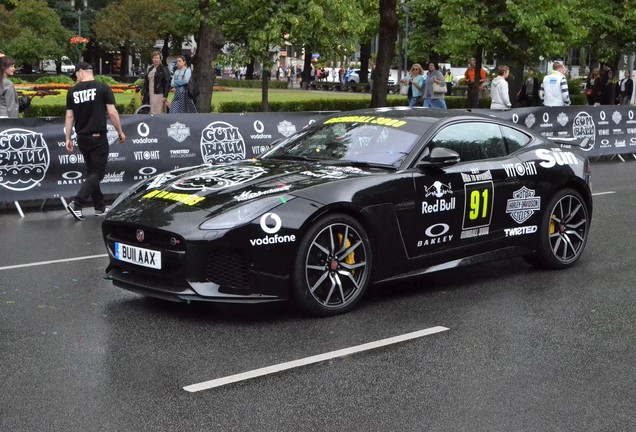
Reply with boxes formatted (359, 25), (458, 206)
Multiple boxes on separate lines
(64, 61), (125, 220)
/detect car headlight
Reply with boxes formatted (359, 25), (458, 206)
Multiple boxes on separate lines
(199, 195), (295, 230)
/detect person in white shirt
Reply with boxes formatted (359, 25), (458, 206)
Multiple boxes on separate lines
(490, 65), (512, 110)
(540, 62), (570, 107)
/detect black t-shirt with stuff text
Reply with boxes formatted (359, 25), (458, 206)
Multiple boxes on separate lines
(65, 80), (116, 135)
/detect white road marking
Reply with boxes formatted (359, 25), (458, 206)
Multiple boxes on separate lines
(183, 326), (450, 393)
(592, 191), (615, 196)
(0, 254), (108, 271)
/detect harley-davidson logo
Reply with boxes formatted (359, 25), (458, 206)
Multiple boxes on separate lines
(136, 229), (145, 243)
(167, 122), (191, 143)
(506, 187), (541, 224)
(277, 120), (297, 137)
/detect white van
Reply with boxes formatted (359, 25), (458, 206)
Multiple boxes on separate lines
(41, 56), (75, 74)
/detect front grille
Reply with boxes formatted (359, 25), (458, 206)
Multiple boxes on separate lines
(205, 249), (250, 291)
(109, 225), (186, 251)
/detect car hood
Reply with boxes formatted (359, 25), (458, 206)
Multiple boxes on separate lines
(111, 159), (379, 219)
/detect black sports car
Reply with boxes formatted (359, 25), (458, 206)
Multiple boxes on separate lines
(102, 108), (593, 316)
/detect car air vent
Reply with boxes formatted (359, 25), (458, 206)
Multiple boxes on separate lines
(205, 249), (250, 291)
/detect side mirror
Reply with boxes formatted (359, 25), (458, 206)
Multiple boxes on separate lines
(418, 147), (460, 169)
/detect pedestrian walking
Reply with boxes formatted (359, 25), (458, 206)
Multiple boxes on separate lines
(540, 62), (570, 107)
(141, 51), (171, 114)
(0, 56), (18, 118)
(64, 62), (125, 220)
(619, 70), (633, 105)
(400, 63), (425, 107)
(465, 57), (486, 108)
(490, 65), (512, 110)
(423, 62), (447, 109)
(169, 56), (197, 114)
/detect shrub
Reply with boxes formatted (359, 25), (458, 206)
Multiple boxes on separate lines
(215, 78), (289, 89)
(95, 75), (119, 86)
(34, 75), (75, 85)
(23, 103), (128, 118)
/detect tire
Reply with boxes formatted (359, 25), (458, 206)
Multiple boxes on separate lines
(524, 188), (590, 269)
(292, 213), (372, 316)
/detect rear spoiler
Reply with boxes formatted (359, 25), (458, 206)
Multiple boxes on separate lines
(547, 137), (592, 149)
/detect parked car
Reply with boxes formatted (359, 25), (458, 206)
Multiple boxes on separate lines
(40, 56), (75, 74)
(102, 108), (593, 316)
(347, 69), (396, 85)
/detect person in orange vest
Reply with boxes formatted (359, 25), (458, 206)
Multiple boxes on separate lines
(464, 57), (486, 108)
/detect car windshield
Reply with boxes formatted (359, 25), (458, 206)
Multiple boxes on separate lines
(260, 121), (421, 167)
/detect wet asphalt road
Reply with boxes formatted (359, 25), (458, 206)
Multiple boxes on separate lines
(1, 160), (635, 432)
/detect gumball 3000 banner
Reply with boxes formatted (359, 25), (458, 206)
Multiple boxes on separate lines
(0, 113), (326, 202)
(1, 107), (635, 203)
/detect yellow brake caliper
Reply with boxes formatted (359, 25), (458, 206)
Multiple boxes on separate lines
(338, 233), (356, 275)
(549, 215), (557, 234)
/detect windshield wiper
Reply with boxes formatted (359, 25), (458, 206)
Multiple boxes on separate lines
(325, 160), (397, 169)
(263, 154), (319, 162)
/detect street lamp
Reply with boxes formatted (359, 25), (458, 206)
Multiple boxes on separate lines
(401, 0), (410, 73)
(71, 0), (88, 61)
(71, 0), (88, 37)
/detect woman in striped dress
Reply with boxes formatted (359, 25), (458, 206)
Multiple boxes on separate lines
(170, 56), (197, 114)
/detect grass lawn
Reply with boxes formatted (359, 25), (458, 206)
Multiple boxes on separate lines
(29, 86), (404, 112)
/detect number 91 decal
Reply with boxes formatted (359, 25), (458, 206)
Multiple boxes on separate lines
(463, 181), (494, 230)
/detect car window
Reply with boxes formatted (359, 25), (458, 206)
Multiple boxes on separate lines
(428, 122), (506, 162)
(261, 122), (420, 167)
(500, 125), (531, 153)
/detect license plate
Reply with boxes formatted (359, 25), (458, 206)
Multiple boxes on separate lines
(114, 242), (162, 269)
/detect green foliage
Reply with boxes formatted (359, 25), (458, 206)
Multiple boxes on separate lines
(1, 0), (72, 67)
(215, 79), (289, 89)
(23, 103), (128, 118)
(34, 75), (75, 84)
(9, 76), (29, 84)
(95, 75), (119, 86)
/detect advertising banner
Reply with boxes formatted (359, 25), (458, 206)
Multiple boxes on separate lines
(0, 112), (326, 202)
(1, 106), (635, 204)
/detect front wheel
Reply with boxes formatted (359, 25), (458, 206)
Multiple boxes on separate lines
(292, 214), (372, 316)
(524, 188), (590, 269)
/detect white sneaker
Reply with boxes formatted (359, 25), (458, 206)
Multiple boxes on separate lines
(95, 207), (110, 217)
(67, 202), (84, 220)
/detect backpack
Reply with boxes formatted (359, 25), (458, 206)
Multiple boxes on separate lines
(186, 71), (199, 100)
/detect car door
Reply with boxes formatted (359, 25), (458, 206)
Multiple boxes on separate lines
(397, 121), (515, 260)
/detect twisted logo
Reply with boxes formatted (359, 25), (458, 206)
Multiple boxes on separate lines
(0, 128), (50, 191)
(200, 121), (246, 163)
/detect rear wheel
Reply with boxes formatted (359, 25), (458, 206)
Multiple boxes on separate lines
(524, 188), (590, 269)
(292, 214), (372, 316)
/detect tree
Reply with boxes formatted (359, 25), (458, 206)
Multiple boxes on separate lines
(222, 0), (296, 111)
(93, 0), (175, 76)
(407, 0), (585, 104)
(287, 0), (367, 88)
(371, 0), (398, 107)
(0, 0), (72, 71)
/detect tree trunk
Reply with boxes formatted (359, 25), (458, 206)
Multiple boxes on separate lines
(246, 60), (254, 80)
(262, 57), (270, 112)
(161, 38), (170, 67)
(372, 0), (398, 107)
(301, 49), (312, 90)
(508, 61), (524, 108)
(192, 6), (225, 113)
(359, 41), (371, 84)
(120, 47), (128, 77)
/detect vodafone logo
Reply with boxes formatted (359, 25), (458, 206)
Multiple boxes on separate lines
(250, 213), (295, 246)
(260, 213), (282, 234)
